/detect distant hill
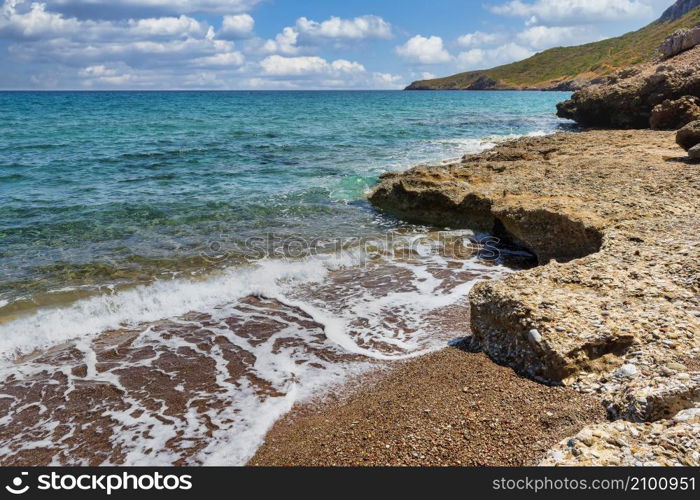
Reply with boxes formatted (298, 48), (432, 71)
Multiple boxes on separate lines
(406, 0), (700, 91)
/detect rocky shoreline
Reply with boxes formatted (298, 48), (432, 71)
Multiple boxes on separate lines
(557, 44), (700, 128)
(368, 129), (699, 466)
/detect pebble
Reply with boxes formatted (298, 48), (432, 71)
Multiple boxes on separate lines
(615, 364), (638, 378)
(527, 329), (542, 346)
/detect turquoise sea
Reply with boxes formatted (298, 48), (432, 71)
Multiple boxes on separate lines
(0, 90), (570, 465)
(0, 91), (568, 309)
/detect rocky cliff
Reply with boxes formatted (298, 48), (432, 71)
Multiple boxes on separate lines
(557, 44), (700, 128)
(659, 0), (700, 22)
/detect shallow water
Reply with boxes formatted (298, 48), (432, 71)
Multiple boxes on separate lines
(0, 90), (568, 310)
(0, 90), (568, 464)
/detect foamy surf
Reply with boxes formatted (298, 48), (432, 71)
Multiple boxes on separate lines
(0, 90), (567, 466)
(430, 130), (551, 163)
(0, 229), (522, 466)
(0, 252), (360, 359)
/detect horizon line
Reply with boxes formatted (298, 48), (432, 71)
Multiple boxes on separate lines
(0, 88), (408, 92)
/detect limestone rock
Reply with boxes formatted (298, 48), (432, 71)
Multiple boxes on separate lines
(659, 0), (700, 23)
(615, 364), (638, 379)
(650, 95), (700, 129)
(660, 26), (700, 59)
(677, 120), (700, 150)
(541, 411), (700, 466)
(369, 129), (700, 466)
(606, 373), (700, 422)
(690, 143), (700, 159)
(369, 129), (700, 404)
(557, 45), (700, 128)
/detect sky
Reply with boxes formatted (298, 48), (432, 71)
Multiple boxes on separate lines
(0, 0), (678, 90)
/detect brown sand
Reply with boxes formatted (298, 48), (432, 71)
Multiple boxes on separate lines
(249, 343), (607, 466)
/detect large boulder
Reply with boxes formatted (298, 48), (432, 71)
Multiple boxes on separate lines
(660, 25), (700, 59)
(650, 96), (700, 129)
(557, 45), (700, 128)
(676, 120), (700, 150)
(689, 144), (700, 159)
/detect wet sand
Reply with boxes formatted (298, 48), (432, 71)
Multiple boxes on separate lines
(250, 341), (607, 466)
(0, 239), (521, 466)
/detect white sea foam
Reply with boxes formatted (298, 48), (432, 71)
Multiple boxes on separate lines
(0, 252), (360, 360)
(431, 130), (550, 155)
(0, 229), (518, 465)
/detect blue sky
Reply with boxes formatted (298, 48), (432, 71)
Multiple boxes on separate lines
(0, 0), (677, 89)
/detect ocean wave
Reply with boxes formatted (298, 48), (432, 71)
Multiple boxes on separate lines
(0, 232), (515, 465)
(0, 253), (353, 359)
(0, 235), (511, 362)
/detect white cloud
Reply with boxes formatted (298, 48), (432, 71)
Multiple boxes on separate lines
(0, 1), (80, 39)
(259, 55), (365, 76)
(18, 37), (237, 65)
(295, 15), (392, 41)
(79, 64), (117, 78)
(373, 72), (403, 87)
(259, 55), (326, 76)
(260, 26), (299, 55)
(251, 55), (403, 90)
(46, 0), (262, 15)
(192, 51), (245, 67)
(455, 49), (487, 68)
(128, 15), (207, 38)
(1, 2), (211, 42)
(242, 77), (300, 89)
(456, 31), (502, 48)
(329, 59), (365, 73)
(517, 25), (598, 49)
(489, 0), (653, 26)
(78, 63), (156, 87)
(219, 13), (254, 39)
(456, 42), (534, 69)
(0, 1), (405, 90)
(76, 62), (230, 89)
(2, 0), (242, 73)
(256, 14), (392, 56)
(395, 35), (452, 64)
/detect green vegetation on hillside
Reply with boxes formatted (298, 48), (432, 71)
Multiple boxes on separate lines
(407, 6), (700, 90)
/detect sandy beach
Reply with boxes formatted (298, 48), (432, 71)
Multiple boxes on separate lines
(250, 341), (606, 466)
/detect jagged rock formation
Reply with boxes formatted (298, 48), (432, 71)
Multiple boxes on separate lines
(369, 130), (700, 465)
(557, 45), (700, 128)
(660, 25), (700, 57)
(659, 0), (700, 22)
(650, 95), (700, 129)
(541, 408), (700, 466)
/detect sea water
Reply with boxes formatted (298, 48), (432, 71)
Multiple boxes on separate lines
(0, 90), (570, 465)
